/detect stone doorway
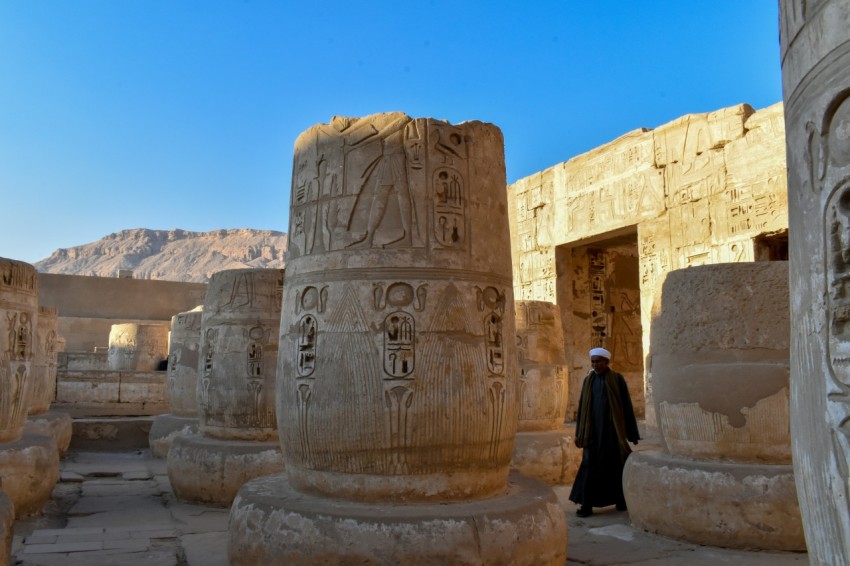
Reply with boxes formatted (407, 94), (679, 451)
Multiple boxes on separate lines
(555, 228), (644, 421)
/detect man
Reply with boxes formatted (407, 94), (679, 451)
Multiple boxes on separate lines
(569, 347), (640, 517)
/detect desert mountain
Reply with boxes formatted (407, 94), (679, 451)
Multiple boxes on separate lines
(34, 228), (287, 283)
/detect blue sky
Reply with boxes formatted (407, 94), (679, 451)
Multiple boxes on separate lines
(0, 1), (782, 263)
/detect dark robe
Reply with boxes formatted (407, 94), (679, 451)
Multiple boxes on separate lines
(569, 368), (640, 508)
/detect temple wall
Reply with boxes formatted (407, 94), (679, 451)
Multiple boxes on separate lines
(508, 102), (788, 425)
(38, 273), (206, 352)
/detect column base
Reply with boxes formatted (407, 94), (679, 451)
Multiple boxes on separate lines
(623, 450), (805, 551)
(25, 410), (73, 457)
(511, 424), (581, 485)
(167, 433), (284, 507)
(228, 471), (568, 565)
(0, 432), (59, 518)
(148, 414), (198, 459)
(0, 489), (12, 565)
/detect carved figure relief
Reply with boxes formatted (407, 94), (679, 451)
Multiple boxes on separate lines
(224, 271), (255, 310)
(6, 312), (32, 361)
(385, 385), (413, 473)
(0, 262), (36, 292)
(384, 312), (414, 378)
(288, 115), (477, 258)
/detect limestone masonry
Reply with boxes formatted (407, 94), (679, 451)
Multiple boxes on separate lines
(508, 102), (788, 426)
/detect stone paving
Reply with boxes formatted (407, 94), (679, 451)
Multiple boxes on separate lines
(11, 450), (810, 565)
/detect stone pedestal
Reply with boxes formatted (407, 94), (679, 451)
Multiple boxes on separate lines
(149, 414), (198, 459)
(230, 471), (567, 566)
(150, 307), (202, 458)
(107, 322), (169, 372)
(229, 114), (566, 564)
(168, 434), (284, 508)
(781, 1), (850, 561)
(624, 263), (804, 550)
(0, 432), (59, 518)
(167, 269), (284, 506)
(24, 410), (72, 457)
(510, 301), (579, 484)
(624, 451), (802, 551)
(0, 488), (12, 566)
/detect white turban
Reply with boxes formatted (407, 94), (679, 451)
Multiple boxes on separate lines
(589, 347), (611, 360)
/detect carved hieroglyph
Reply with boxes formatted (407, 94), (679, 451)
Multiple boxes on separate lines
(167, 306), (203, 417)
(781, 0), (850, 560)
(28, 306), (58, 415)
(515, 301), (568, 431)
(107, 323), (169, 372)
(199, 268), (283, 441)
(0, 258), (37, 443)
(278, 113), (518, 502)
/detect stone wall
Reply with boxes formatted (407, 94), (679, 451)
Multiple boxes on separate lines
(38, 273), (206, 352)
(508, 102), (788, 423)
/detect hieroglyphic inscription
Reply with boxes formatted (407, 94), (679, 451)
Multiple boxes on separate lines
(247, 326), (264, 378)
(476, 286), (506, 375)
(588, 250), (608, 348)
(384, 312), (414, 378)
(6, 312), (32, 361)
(385, 385), (413, 473)
(288, 115), (472, 257)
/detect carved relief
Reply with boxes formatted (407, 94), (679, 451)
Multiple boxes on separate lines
(485, 313), (504, 375)
(296, 383), (312, 464)
(488, 380), (507, 460)
(296, 285), (328, 315)
(203, 328), (217, 378)
(297, 315), (317, 377)
(6, 311), (32, 361)
(373, 282), (427, 312)
(383, 312), (414, 378)
(0, 262), (36, 293)
(384, 385), (413, 473)
(433, 167), (466, 247)
(589, 250), (608, 348)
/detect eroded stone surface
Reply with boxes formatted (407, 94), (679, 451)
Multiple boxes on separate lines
(0, 432), (59, 518)
(29, 306), (58, 416)
(24, 411), (72, 457)
(0, 489), (12, 566)
(229, 471), (567, 566)
(508, 103), (787, 425)
(511, 425), (580, 485)
(623, 451), (804, 551)
(650, 262), (791, 463)
(0, 258), (38, 444)
(198, 269), (282, 441)
(166, 434), (284, 507)
(106, 323), (169, 373)
(279, 113), (519, 502)
(148, 414), (198, 459)
(781, 0), (850, 561)
(166, 307), (202, 418)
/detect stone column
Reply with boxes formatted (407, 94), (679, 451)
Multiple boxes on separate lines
(167, 269), (284, 506)
(623, 263), (804, 550)
(149, 306), (203, 458)
(107, 322), (169, 372)
(781, 1), (850, 560)
(0, 258), (59, 518)
(511, 300), (580, 484)
(228, 114), (566, 564)
(24, 306), (72, 457)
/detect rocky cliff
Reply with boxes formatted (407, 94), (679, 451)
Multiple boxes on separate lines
(34, 228), (287, 283)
